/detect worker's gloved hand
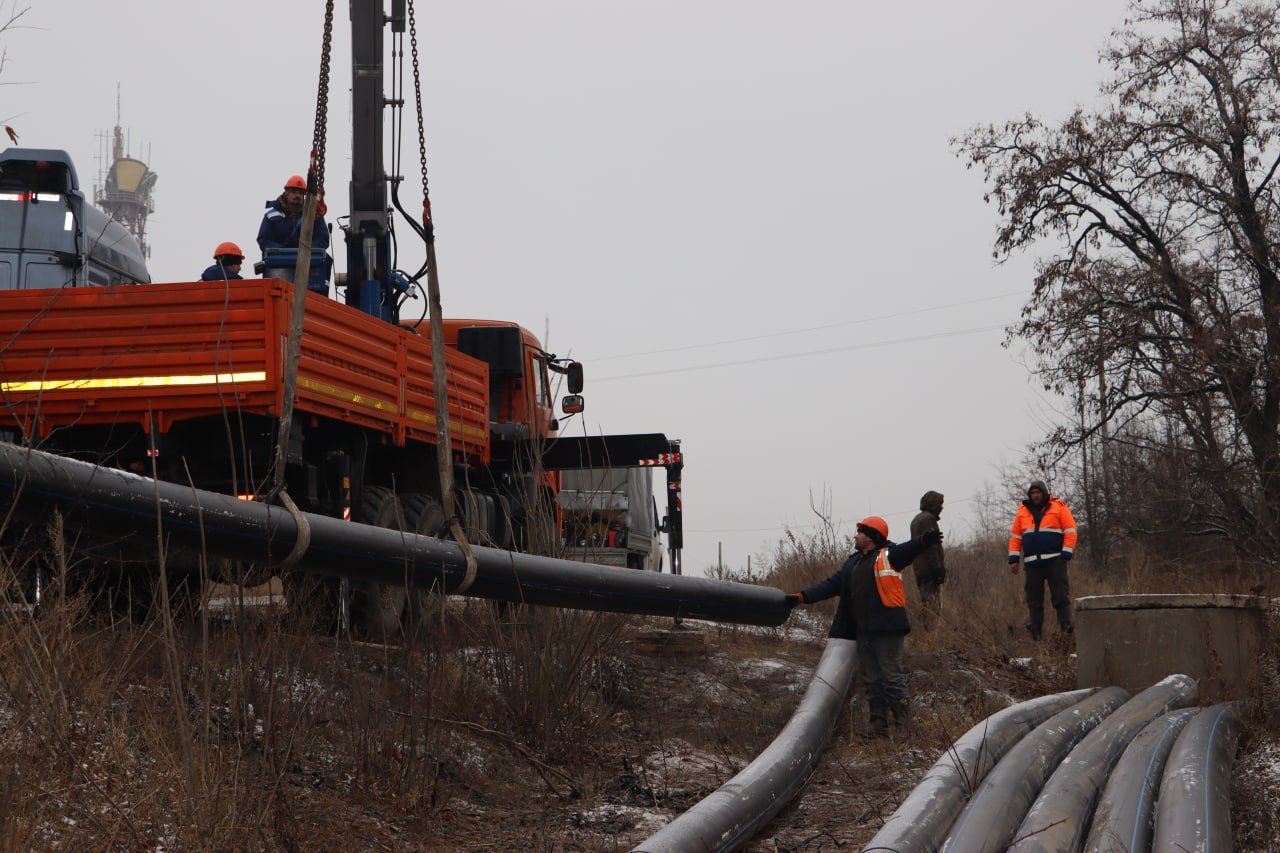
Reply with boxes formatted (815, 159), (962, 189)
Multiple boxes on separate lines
(784, 593), (804, 609)
(919, 529), (943, 547)
(315, 198), (328, 217)
(1009, 561), (1021, 575)
(1061, 551), (1073, 562)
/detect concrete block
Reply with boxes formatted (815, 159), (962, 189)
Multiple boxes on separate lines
(1075, 594), (1268, 701)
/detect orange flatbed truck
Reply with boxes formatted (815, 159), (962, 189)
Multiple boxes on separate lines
(0, 278), (575, 629)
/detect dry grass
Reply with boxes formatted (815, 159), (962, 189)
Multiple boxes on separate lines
(0, 510), (1275, 850)
(0, 512), (644, 849)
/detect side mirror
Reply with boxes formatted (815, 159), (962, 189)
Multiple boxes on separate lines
(566, 362), (584, 395)
(561, 394), (584, 414)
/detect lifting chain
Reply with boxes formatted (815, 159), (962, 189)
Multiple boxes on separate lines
(270, 0), (336, 572)
(310, 0), (336, 194)
(407, 0), (434, 242)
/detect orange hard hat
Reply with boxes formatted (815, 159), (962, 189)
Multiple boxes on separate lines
(856, 516), (889, 541)
(213, 241), (244, 260)
(284, 175), (307, 191)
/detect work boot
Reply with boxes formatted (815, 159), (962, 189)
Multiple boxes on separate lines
(1027, 624), (1042, 641)
(890, 698), (913, 735)
(863, 701), (889, 739)
(1060, 621), (1074, 635)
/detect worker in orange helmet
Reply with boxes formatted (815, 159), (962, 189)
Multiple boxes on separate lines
(785, 515), (942, 738)
(200, 241), (245, 281)
(257, 174), (329, 253)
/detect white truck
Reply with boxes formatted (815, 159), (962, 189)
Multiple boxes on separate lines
(558, 467), (663, 571)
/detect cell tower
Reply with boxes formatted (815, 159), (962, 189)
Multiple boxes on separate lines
(94, 89), (157, 258)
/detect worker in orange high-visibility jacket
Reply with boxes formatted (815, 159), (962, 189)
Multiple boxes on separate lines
(784, 516), (942, 738)
(1008, 480), (1078, 640)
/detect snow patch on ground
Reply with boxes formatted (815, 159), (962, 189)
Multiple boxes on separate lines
(571, 804), (667, 834)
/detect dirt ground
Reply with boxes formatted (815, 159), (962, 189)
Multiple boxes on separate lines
(402, 619), (1278, 851)
(3, 603), (1275, 850)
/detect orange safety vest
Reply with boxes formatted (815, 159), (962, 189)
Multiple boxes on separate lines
(872, 547), (906, 608)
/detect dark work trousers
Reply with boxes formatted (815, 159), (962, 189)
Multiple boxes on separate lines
(857, 632), (908, 707)
(1024, 557), (1072, 635)
(915, 573), (942, 628)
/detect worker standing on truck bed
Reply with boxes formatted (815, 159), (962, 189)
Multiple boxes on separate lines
(200, 242), (245, 281)
(257, 175), (330, 253)
(785, 516), (942, 738)
(1008, 480), (1078, 640)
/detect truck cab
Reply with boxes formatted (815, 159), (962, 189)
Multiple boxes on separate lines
(0, 149), (149, 290)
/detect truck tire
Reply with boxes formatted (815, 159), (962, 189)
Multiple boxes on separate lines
(403, 492), (447, 633)
(349, 485), (411, 642)
(494, 495), (515, 551)
(475, 493), (496, 546)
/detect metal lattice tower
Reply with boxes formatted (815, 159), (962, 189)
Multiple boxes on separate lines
(93, 90), (157, 258)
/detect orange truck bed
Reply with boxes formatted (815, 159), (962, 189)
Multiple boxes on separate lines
(0, 279), (490, 464)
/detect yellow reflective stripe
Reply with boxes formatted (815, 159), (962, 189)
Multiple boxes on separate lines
(296, 377), (397, 413)
(0, 371), (267, 392)
(292, 383), (485, 440)
(407, 408), (487, 440)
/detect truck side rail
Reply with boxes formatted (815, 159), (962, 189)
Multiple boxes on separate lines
(0, 280), (489, 461)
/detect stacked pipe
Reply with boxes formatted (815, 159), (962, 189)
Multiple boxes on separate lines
(863, 688), (1097, 852)
(863, 677), (1242, 853)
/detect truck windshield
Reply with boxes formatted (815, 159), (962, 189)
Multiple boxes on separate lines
(0, 193), (76, 255)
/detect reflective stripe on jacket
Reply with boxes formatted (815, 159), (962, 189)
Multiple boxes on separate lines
(799, 538), (922, 638)
(1008, 498), (1078, 564)
(256, 198), (331, 253)
(873, 547), (906, 607)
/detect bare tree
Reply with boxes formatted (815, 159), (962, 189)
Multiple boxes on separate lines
(956, 0), (1280, 562)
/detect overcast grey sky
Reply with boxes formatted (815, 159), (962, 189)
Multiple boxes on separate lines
(8, 0), (1126, 573)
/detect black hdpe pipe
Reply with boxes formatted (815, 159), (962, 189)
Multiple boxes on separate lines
(1151, 703), (1241, 851)
(940, 686), (1130, 853)
(634, 638), (858, 853)
(1008, 674), (1198, 853)
(0, 443), (788, 626)
(863, 688), (1097, 852)
(1083, 707), (1198, 853)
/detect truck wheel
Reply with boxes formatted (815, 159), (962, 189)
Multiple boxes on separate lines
(494, 495), (515, 551)
(403, 492), (447, 632)
(474, 493), (495, 546)
(350, 485), (410, 642)
(457, 489), (484, 542)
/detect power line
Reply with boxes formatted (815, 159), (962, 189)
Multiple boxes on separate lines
(595, 323), (1007, 382)
(591, 290), (1022, 363)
